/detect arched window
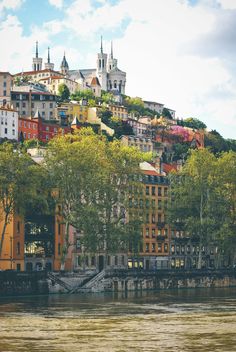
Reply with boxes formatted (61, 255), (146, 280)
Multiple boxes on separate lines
(114, 80), (117, 89)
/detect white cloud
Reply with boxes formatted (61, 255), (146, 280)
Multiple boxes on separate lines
(0, 0), (24, 11)
(0, 0), (236, 138)
(218, 0), (236, 9)
(48, 0), (63, 9)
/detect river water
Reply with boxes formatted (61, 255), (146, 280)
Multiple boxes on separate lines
(0, 288), (236, 351)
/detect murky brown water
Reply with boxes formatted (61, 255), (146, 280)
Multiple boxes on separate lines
(0, 288), (236, 351)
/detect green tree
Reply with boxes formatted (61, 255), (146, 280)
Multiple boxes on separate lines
(168, 149), (223, 269)
(45, 129), (144, 267)
(58, 84), (70, 101)
(162, 108), (173, 120)
(182, 118), (207, 130)
(204, 130), (229, 154)
(0, 143), (48, 255)
(71, 89), (95, 101)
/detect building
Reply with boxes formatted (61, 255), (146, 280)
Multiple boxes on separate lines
(0, 212), (24, 271)
(0, 105), (18, 140)
(38, 75), (79, 95)
(121, 135), (153, 153)
(127, 117), (150, 138)
(128, 162), (170, 270)
(11, 89), (57, 120)
(108, 104), (128, 120)
(0, 72), (13, 106)
(144, 101), (164, 115)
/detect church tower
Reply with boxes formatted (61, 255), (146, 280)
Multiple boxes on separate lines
(32, 41), (43, 71)
(107, 41), (117, 72)
(60, 52), (69, 76)
(96, 36), (108, 91)
(44, 47), (54, 71)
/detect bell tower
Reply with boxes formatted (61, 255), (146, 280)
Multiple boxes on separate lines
(32, 41), (43, 71)
(96, 36), (108, 91)
(44, 47), (54, 70)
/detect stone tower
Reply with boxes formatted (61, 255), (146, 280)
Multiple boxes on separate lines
(60, 52), (69, 76)
(44, 47), (54, 71)
(32, 41), (43, 71)
(107, 41), (117, 72)
(96, 36), (107, 91)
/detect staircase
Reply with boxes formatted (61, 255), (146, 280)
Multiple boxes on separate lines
(47, 272), (72, 292)
(70, 270), (106, 294)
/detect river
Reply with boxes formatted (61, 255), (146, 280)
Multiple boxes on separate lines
(0, 288), (236, 351)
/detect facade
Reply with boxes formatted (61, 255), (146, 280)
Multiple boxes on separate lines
(11, 90), (57, 120)
(108, 104), (128, 119)
(0, 105), (18, 140)
(121, 135), (153, 153)
(127, 117), (150, 137)
(38, 76), (78, 95)
(144, 100), (164, 114)
(14, 69), (64, 83)
(0, 72), (13, 106)
(128, 162), (170, 270)
(0, 213), (24, 271)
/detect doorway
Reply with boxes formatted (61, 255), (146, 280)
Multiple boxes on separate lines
(98, 255), (104, 271)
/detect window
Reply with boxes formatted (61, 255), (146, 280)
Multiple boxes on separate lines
(3, 90), (6, 96)
(23, 132), (26, 139)
(12, 120), (15, 127)
(164, 243), (168, 253)
(46, 135), (49, 141)
(46, 126), (49, 131)
(12, 129), (15, 135)
(152, 214), (155, 223)
(58, 243), (61, 255)
(16, 102), (20, 108)
(107, 255), (111, 266)
(152, 199), (155, 208)
(171, 244), (175, 253)
(151, 243), (155, 252)
(152, 228), (155, 238)
(145, 243), (149, 252)
(17, 221), (20, 233)
(164, 188), (168, 197)
(22, 102), (26, 108)
(158, 187), (162, 196)
(28, 133), (31, 139)
(3, 81), (6, 87)
(58, 223), (61, 235)
(158, 200), (162, 210)
(152, 186), (155, 196)
(146, 213), (149, 223)
(114, 256), (118, 266)
(17, 242), (20, 255)
(146, 186), (149, 195)
(4, 128), (7, 134)
(145, 228), (149, 237)
(158, 243), (162, 253)
(22, 111), (26, 115)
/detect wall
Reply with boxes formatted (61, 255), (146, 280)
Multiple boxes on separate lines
(0, 271), (48, 296)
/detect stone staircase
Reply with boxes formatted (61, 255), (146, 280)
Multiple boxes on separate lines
(47, 272), (72, 292)
(70, 270), (106, 293)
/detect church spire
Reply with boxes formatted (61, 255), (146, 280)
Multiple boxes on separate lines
(36, 41), (38, 58)
(47, 47), (50, 63)
(111, 41), (113, 59)
(100, 35), (103, 54)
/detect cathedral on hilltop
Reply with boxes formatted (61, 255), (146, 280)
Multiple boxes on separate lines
(28, 37), (126, 96)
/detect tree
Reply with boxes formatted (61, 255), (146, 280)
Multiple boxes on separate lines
(71, 89), (95, 101)
(182, 118), (207, 130)
(58, 84), (70, 101)
(45, 129), (144, 268)
(168, 149), (222, 269)
(0, 143), (47, 255)
(162, 108), (173, 120)
(204, 130), (229, 154)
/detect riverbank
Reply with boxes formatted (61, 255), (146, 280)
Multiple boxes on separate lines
(1, 269), (236, 297)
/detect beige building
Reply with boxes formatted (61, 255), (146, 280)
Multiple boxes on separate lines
(121, 135), (153, 153)
(14, 69), (64, 83)
(38, 75), (79, 95)
(108, 104), (128, 119)
(11, 89), (57, 120)
(0, 105), (18, 140)
(0, 72), (13, 106)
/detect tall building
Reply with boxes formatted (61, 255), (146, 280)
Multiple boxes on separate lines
(44, 47), (54, 71)
(0, 105), (18, 141)
(0, 72), (13, 106)
(32, 41), (43, 71)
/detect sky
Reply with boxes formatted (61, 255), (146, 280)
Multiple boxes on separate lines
(1, 0), (236, 139)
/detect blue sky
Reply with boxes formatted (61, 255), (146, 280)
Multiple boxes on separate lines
(1, 0), (236, 139)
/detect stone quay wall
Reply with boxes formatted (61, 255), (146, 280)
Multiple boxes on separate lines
(96, 269), (236, 293)
(1, 269), (236, 296)
(0, 271), (48, 297)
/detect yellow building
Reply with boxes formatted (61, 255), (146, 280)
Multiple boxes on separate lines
(38, 75), (79, 95)
(108, 104), (128, 119)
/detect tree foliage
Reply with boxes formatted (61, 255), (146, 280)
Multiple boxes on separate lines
(58, 83), (70, 101)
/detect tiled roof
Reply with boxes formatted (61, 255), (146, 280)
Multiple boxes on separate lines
(90, 76), (101, 86)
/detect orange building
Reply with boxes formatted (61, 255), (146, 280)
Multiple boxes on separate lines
(0, 213), (24, 271)
(128, 162), (170, 270)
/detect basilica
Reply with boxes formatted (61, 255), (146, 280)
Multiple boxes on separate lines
(29, 38), (126, 96)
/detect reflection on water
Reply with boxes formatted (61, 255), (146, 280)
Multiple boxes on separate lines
(0, 288), (236, 351)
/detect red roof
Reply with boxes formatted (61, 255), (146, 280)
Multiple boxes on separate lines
(90, 77), (101, 86)
(162, 163), (177, 174)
